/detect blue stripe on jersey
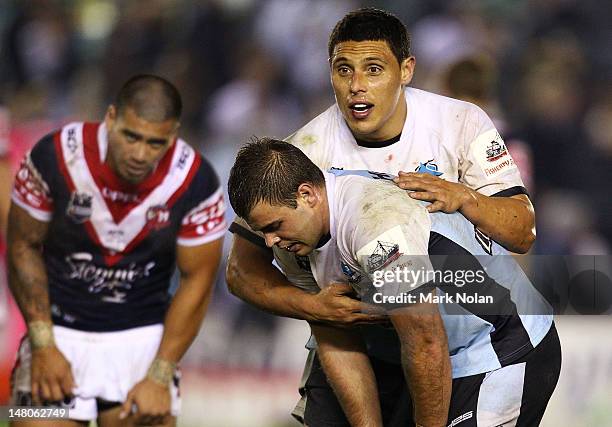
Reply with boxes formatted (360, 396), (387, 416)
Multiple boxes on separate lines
(327, 169), (553, 377)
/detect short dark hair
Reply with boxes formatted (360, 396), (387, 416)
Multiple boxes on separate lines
(115, 74), (182, 122)
(228, 137), (325, 220)
(328, 8), (411, 65)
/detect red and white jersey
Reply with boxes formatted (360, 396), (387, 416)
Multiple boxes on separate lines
(12, 122), (226, 331)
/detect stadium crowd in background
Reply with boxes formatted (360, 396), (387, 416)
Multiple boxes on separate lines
(0, 0), (610, 425)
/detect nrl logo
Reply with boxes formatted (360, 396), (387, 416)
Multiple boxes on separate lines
(341, 261), (362, 284)
(66, 191), (93, 223)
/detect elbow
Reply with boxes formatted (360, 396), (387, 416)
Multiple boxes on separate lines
(225, 258), (242, 297)
(514, 226), (536, 254)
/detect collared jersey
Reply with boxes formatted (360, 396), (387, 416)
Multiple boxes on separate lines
(12, 122), (226, 331)
(230, 87), (527, 290)
(309, 170), (551, 378)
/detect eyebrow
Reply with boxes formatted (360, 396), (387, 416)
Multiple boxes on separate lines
(258, 221), (281, 233)
(121, 129), (167, 146)
(331, 56), (388, 65)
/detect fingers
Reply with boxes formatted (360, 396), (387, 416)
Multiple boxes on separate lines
(327, 282), (355, 295)
(119, 392), (134, 420)
(427, 201), (446, 213)
(31, 380), (41, 405)
(409, 191), (435, 201)
(60, 370), (76, 397)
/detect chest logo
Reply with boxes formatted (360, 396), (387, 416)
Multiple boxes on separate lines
(415, 159), (443, 177)
(146, 205), (171, 230)
(66, 191), (93, 223)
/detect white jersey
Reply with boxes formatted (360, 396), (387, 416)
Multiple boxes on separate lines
(287, 87), (525, 197)
(310, 170), (551, 378)
(230, 87), (527, 291)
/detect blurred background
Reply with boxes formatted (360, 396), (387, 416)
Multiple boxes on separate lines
(0, 0), (610, 426)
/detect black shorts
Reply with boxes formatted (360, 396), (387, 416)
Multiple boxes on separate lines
(298, 323), (561, 427)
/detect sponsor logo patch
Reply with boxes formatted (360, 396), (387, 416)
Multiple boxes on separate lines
(471, 129), (517, 178)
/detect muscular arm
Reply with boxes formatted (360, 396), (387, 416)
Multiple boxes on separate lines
(395, 172), (535, 253)
(7, 203), (51, 323)
(460, 192), (535, 254)
(389, 295), (451, 427)
(7, 203), (75, 403)
(310, 323), (383, 427)
(226, 234), (384, 325)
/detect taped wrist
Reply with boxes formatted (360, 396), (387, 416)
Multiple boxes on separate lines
(146, 357), (176, 386)
(28, 321), (55, 349)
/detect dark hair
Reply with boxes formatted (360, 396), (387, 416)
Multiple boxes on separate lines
(228, 137), (325, 219)
(115, 74), (182, 122)
(328, 7), (411, 64)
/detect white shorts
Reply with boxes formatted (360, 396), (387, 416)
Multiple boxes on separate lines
(10, 324), (181, 421)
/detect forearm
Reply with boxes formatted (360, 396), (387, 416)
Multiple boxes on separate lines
(313, 324), (383, 427)
(155, 276), (213, 364)
(227, 238), (320, 321)
(460, 191), (535, 253)
(7, 238), (51, 323)
(391, 307), (451, 427)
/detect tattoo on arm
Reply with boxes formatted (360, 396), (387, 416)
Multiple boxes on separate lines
(7, 204), (52, 322)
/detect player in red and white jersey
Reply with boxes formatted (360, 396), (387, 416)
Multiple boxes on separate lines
(7, 75), (226, 426)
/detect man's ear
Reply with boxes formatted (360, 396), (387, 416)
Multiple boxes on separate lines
(400, 56), (416, 86)
(105, 105), (117, 129)
(297, 183), (319, 208)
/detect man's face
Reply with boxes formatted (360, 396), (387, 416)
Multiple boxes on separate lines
(248, 197), (324, 257)
(104, 106), (178, 184)
(330, 40), (414, 142)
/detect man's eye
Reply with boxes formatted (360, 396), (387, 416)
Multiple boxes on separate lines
(337, 66), (351, 76)
(368, 65), (382, 74)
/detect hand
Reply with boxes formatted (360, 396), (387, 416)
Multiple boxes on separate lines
(30, 345), (75, 405)
(309, 283), (387, 327)
(394, 172), (474, 213)
(120, 378), (171, 426)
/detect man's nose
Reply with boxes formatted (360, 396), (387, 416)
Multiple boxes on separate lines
(264, 233), (280, 248)
(131, 142), (148, 162)
(350, 71), (367, 94)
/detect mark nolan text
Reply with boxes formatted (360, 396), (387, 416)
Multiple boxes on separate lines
(373, 292), (494, 305)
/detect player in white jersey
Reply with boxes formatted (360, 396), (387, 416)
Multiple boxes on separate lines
(227, 7), (535, 329)
(7, 75), (226, 427)
(228, 138), (561, 427)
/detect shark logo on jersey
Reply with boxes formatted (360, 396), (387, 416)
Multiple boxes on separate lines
(341, 261), (362, 284)
(415, 159), (443, 177)
(66, 191), (93, 223)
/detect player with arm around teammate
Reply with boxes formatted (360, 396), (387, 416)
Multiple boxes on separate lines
(8, 74), (226, 427)
(228, 138), (561, 427)
(227, 6), (536, 338)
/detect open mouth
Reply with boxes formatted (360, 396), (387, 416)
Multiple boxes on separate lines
(282, 243), (300, 252)
(349, 102), (374, 118)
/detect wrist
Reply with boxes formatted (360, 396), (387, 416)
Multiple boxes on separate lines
(146, 357), (176, 386)
(28, 321), (55, 350)
(458, 186), (481, 218)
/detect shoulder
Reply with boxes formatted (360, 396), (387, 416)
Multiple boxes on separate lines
(335, 176), (430, 251)
(286, 104), (340, 146)
(406, 87), (488, 121)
